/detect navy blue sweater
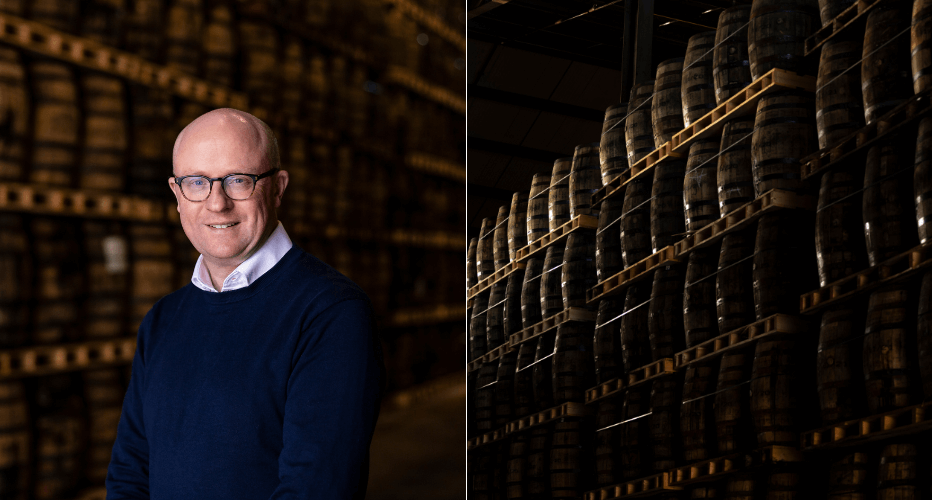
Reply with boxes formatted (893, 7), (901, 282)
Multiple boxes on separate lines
(107, 246), (383, 499)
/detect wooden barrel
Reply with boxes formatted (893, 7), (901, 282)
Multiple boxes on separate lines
(594, 297), (624, 384)
(470, 447), (492, 499)
(652, 58), (686, 148)
(83, 368), (124, 483)
(651, 159), (687, 252)
(562, 232), (596, 310)
(717, 231), (756, 334)
(620, 385), (652, 480)
(495, 349), (519, 427)
(863, 287), (920, 414)
(129, 86), (173, 199)
(713, 5), (753, 105)
(487, 280), (506, 351)
(477, 218), (495, 282)
(553, 322), (595, 404)
(165, 0), (202, 75)
(549, 158), (573, 232)
(626, 82), (656, 168)
(595, 398), (621, 486)
(0, 46), (28, 182)
(469, 292), (490, 362)
(27, 0), (77, 31)
(649, 374), (681, 472)
(820, 0), (857, 25)
(816, 39), (864, 150)
(877, 443), (919, 500)
(684, 137), (721, 232)
(79, 72), (127, 191)
(513, 342), (536, 419)
(750, 334), (805, 447)
(862, 0), (912, 125)
(816, 167), (868, 287)
(621, 170), (654, 267)
(754, 212), (815, 320)
(570, 143), (602, 219)
(526, 426), (551, 497)
(521, 257), (544, 329)
(718, 119), (756, 217)
(918, 118), (932, 246)
(748, 0), (817, 80)
(504, 267), (525, 339)
(204, 2), (235, 86)
(84, 220), (129, 339)
(920, 271), (932, 400)
(532, 331), (556, 411)
(508, 191), (529, 261)
(596, 196), (623, 283)
(620, 282), (652, 370)
(30, 60), (79, 186)
(827, 452), (870, 499)
(725, 475), (756, 500)
(682, 31), (718, 127)
(0, 381), (29, 500)
(33, 375), (84, 500)
(467, 237), (478, 291)
(601, 102), (630, 185)
(281, 37), (306, 119)
(32, 217), (83, 344)
(527, 174), (551, 244)
(649, 264), (686, 360)
(751, 90), (816, 197)
(540, 245), (566, 319)
(550, 418), (589, 498)
(689, 485), (718, 499)
(714, 347), (755, 454)
(505, 433), (529, 499)
(817, 305), (867, 425)
(493, 205), (510, 271)
(476, 360), (498, 433)
(914, 0), (932, 95)
(129, 223), (175, 330)
(238, 17), (280, 112)
(766, 470), (800, 499)
(863, 137), (918, 266)
(681, 359), (718, 462)
(685, 245), (720, 348)
(125, 0), (162, 60)
(0, 215), (29, 348)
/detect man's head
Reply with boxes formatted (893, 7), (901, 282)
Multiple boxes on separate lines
(169, 108), (289, 273)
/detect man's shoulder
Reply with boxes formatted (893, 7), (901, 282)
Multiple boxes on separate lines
(275, 246), (370, 308)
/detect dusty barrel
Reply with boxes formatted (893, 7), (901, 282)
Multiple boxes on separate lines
(495, 349), (519, 427)
(129, 223), (175, 329)
(920, 271), (932, 400)
(477, 218), (495, 282)
(817, 305), (867, 425)
(505, 433), (528, 499)
(862, 0), (912, 124)
(820, 0), (857, 25)
(620, 385), (652, 480)
(915, 118), (932, 245)
(753, 212), (815, 320)
(32, 217), (83, 344)
(521, 257), (544, 329)
(682, 31), (718, 127)
(681, 359), (718, 462)
(0, 381), (29, 500)
(83, 220), (129, 339)
(467, 237), (478, 291)
(626, 82), (656, 168)
(601, 102), (630, 184)
(650, 374), (682, 472)
(621, 170), (654, 267)
(714, 347), (755, 454)
(30, 60), (79, 186)
(83, 368), (125, 483)
(684, 245), (720, 347)
(714, 5), (753, 105)
(527, 174), (552, 243)
(877, 443), (920, 500)
(469, 292), (490, 361)
(594, 297), (624, 384)
(718, 119), (756, 217)
(863, 287), (920, 414)
(540, 245), (566, 319)
(914, 0), (932, 94)
(550, 418), (590, 499)
(717, 231), (756, 334)
(493, 206), (510, 271)
(748, 0), (818, 80)
(652, 58), (686, 148)
(508, 191), (529, 261)
(526, 426), (551, 497)
(32, 375), (84, 500)
(684, 137), (721, 232)
(827, 452), (870, 499)
(476, 360), (498, 433)
(549, 158), (573, 232)
(487, 281), (506, 351)
(816, 39), (864, 150)
(750, 334), (806, 447)
(816, 167), (868, 287)
(595, 398), (621, 486)
(751, 90), (816, 197)
(596, 196), (624, 282)
(532, 331), (557, 411)
(563, 232), (596, 310)
(570, 143), (602, 218)
(553, 322), (595, 404)
(504, 267), (526, 339)
(79, 72), (127, 191)
(651, 159), (687, 252)
(863, 137), (918, 266)
(0, 215), (29, 348)
(513, 342), (536, 418)
(620, 282), (652, 370)
(649, 265), (686, 360)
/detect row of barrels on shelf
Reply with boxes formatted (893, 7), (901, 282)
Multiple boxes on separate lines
(1, 369), (129, 500)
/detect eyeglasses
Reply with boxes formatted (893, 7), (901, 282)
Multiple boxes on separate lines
(173, 168), (280, 202)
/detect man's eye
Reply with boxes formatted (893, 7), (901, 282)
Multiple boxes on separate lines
(191, 179), (205, 187)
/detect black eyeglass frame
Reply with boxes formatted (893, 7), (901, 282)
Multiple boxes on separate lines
(173, 168), (280, 202)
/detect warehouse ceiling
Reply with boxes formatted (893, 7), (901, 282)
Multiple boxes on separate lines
(466, 0), (737, 239)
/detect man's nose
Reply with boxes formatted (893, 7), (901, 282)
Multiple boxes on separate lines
(205, 179), (234, 211)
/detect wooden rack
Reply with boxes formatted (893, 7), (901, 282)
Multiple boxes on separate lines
(0, 338), (136, 380)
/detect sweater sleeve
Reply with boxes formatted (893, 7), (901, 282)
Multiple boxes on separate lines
(268, 297), (383, 500)
(106, 318), (152, 499)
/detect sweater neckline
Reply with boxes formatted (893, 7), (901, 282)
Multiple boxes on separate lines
(195, 245), (302, 304)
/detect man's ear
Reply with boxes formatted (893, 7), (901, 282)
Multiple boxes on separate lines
(273, 170), (290, 208)
(168, 177), (182, 213)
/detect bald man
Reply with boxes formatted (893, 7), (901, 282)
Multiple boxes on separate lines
(107, 109), (384, 499)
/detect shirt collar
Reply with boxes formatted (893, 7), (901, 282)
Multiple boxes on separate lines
(191, 222), (293, 293)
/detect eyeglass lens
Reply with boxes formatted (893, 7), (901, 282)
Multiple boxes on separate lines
(181, 175), (255, 201)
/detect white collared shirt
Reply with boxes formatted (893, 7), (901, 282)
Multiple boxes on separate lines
(191, 222), (293, 293)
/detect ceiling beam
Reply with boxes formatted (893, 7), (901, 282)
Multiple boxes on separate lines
(467, 0), (513, 20)
(469, 85), (605, 122)
(467, 136), (568, 163)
